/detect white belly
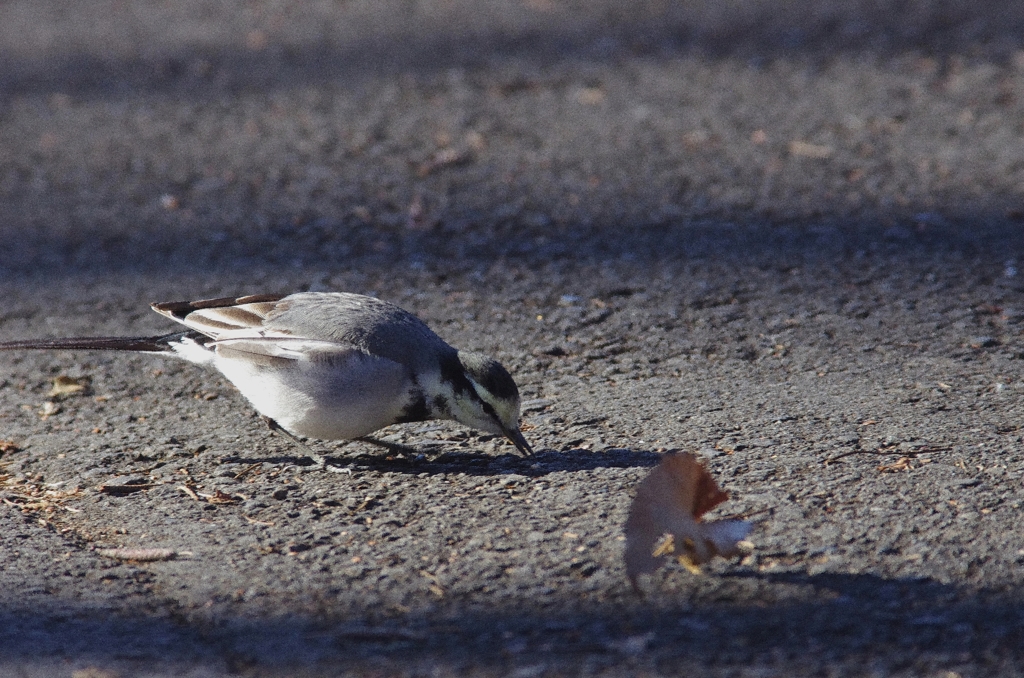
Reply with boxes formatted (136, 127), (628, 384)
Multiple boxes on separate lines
(211, 347), (413, 440)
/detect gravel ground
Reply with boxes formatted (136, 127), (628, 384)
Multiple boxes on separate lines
(1, 2), (1024, 676)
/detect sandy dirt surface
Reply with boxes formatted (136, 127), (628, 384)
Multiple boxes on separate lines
(1, 1), (1024, 676)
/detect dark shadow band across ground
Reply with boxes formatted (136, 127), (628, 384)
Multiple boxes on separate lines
(0, 570), (1022, 673)
(4, 1), (1024, 102)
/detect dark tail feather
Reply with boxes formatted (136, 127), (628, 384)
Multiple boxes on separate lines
(0, 331), (201, 353)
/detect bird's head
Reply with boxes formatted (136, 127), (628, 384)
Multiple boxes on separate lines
(448, 351), (533, 456)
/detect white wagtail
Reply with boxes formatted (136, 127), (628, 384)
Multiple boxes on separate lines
(0, 292), (533, 457)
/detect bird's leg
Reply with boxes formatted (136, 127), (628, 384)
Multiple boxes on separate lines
(261, 416), (351, 474)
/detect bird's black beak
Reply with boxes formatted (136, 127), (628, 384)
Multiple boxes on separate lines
(504, 426), (534, 457)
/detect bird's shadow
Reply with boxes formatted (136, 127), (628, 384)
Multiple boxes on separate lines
(219, 444), (660, 478)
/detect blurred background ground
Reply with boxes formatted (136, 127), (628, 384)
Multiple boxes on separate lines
(1, 1), (1023, 676)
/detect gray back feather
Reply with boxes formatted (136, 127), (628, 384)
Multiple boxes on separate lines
(266, 293), (454, 371)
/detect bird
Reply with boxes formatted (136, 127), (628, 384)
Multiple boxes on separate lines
(0, 292), (533, 459)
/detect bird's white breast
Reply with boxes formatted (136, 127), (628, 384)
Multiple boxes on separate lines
(210, 342), (415, 440)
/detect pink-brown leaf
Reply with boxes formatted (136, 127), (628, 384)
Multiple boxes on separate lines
(624, 452), (752, 591)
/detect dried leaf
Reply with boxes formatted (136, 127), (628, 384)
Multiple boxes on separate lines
(97, 547), (176, 562)
(203, 489), (241, 504)
(38, 401), (61, 419)
(788, 140), (833, 159)
(178, 485), (202, 501)
(72, 668), (120, 678)
(624, 452), (752, 591)
(577, 87), (606, 105)
(49, 375), (88, 398)
(0, 440), (20, 455)
(878, 456), (914, 472)
(415, 148), (471, 177)
(406, 192), (432, 230)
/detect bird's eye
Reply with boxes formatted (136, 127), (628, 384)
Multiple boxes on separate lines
(480, 400), (500, 421)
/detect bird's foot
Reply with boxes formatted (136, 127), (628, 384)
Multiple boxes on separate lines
(303, 452), (353, 475)
(355, 436), (429, 457)
(263, 416), (352, 474)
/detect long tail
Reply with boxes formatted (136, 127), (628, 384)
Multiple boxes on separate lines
(0, 331), (204, 353)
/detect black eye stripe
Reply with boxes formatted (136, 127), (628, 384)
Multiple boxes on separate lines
(456, 351), (520, 401)
(480, 400), (499, 419)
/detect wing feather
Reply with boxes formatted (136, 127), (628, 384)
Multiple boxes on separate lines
(210, 337), (354, 362)
(151, 294), (288, 339)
